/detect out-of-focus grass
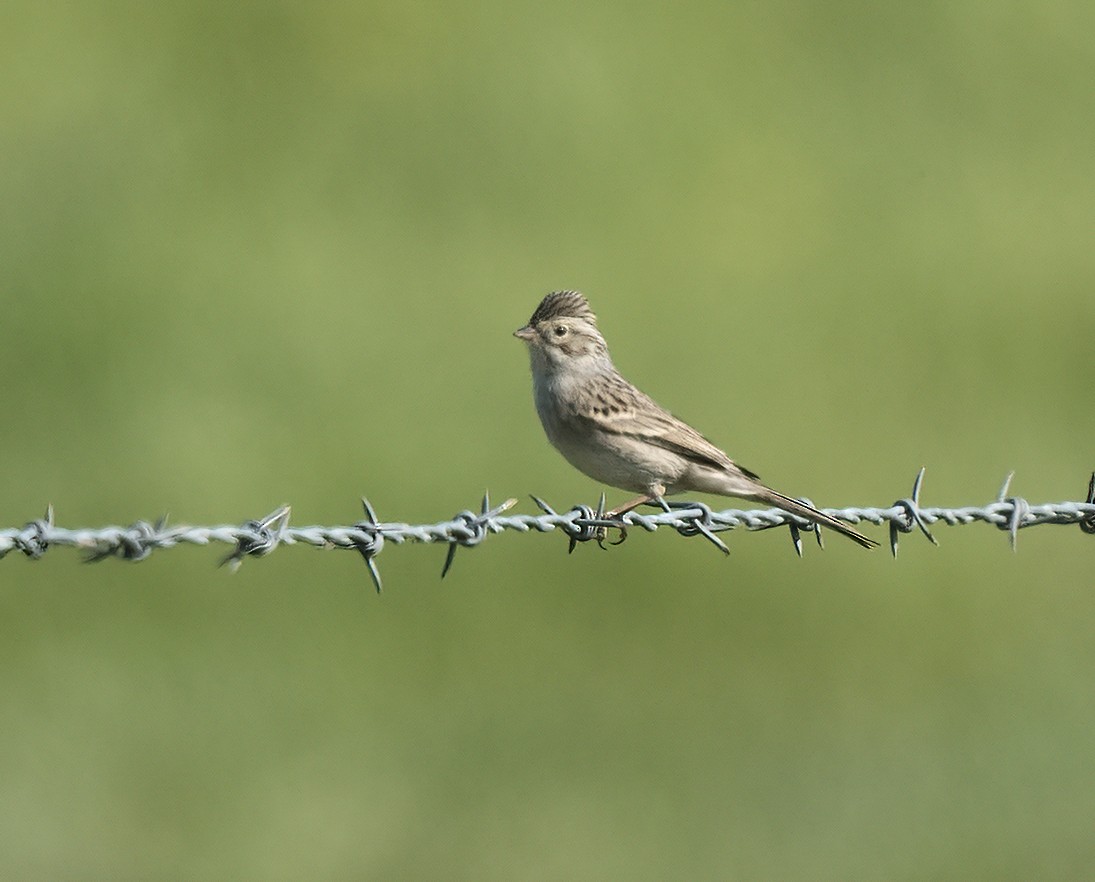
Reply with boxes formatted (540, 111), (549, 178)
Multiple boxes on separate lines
(2, 2), (1094, 878)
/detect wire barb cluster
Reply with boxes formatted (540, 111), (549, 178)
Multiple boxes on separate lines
(3, 471), (1094, 589)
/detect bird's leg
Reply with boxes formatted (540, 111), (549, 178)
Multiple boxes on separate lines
(605, 494), (654, 519)
(596, 488), (667, 548)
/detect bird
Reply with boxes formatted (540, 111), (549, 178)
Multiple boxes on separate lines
(514, 290), (877, 548)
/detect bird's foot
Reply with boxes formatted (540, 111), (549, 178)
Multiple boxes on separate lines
(594, 523), (628, 549)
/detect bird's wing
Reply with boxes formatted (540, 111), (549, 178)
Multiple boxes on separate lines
(568, 374), (761, 480)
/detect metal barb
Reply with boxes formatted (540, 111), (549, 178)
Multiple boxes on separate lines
(1081, 473), (1095, 535)
(14, 505), (54, 559)
(1006, 498), (1028, 550)
(665, 501), (730, 556)
(440, 492), (515, 578)
(750, 498), (821, 552)
(530, 495), (557, 516)
(994, 472), (1028, 550)
(594, 492), (609, 549)
(798, 497), (825, 551)
(85, 517), (164, 563)
(567, 504), (596, 553)
(788, 522), (803, 557)
(220, 505), (291, 571)
(533, 495), (626, 551)
(351, 497), (385, 593)
(889, 467), (937, 558)
(564, 502), (605, 553)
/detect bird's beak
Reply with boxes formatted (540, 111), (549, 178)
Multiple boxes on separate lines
(513, 325), (536, 341)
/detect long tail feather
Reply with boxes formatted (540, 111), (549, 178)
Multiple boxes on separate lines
(750, 486), (878, 549)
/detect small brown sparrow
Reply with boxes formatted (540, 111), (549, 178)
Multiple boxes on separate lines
(515, 290), (877, 548)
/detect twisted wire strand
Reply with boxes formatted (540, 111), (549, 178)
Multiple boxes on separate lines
(3, 471), (1094, 592)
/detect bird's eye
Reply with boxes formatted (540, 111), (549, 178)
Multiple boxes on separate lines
(553, 325), (568, 337)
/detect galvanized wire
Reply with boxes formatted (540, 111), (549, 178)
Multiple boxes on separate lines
(3, 470), (1093, 591)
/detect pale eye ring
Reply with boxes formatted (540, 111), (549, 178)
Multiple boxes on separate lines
(553, 325), (568, 337)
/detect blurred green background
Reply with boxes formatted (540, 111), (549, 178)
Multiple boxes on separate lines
(2, 1), (1094, 878)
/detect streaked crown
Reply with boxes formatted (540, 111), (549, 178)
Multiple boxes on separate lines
(527, 290), (597, 326)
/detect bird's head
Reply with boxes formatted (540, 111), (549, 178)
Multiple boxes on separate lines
(514, 291), (609, 368)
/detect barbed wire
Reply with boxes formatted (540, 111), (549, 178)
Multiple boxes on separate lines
(3, 470), (1093, 592)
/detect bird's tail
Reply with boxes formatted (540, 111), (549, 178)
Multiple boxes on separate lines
(749, 486), (878, 549)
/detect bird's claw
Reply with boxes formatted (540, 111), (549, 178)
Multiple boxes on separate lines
(594, 523), (628, 549)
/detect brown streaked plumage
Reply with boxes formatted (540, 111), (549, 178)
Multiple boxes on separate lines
(526, 290), (597, 326)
